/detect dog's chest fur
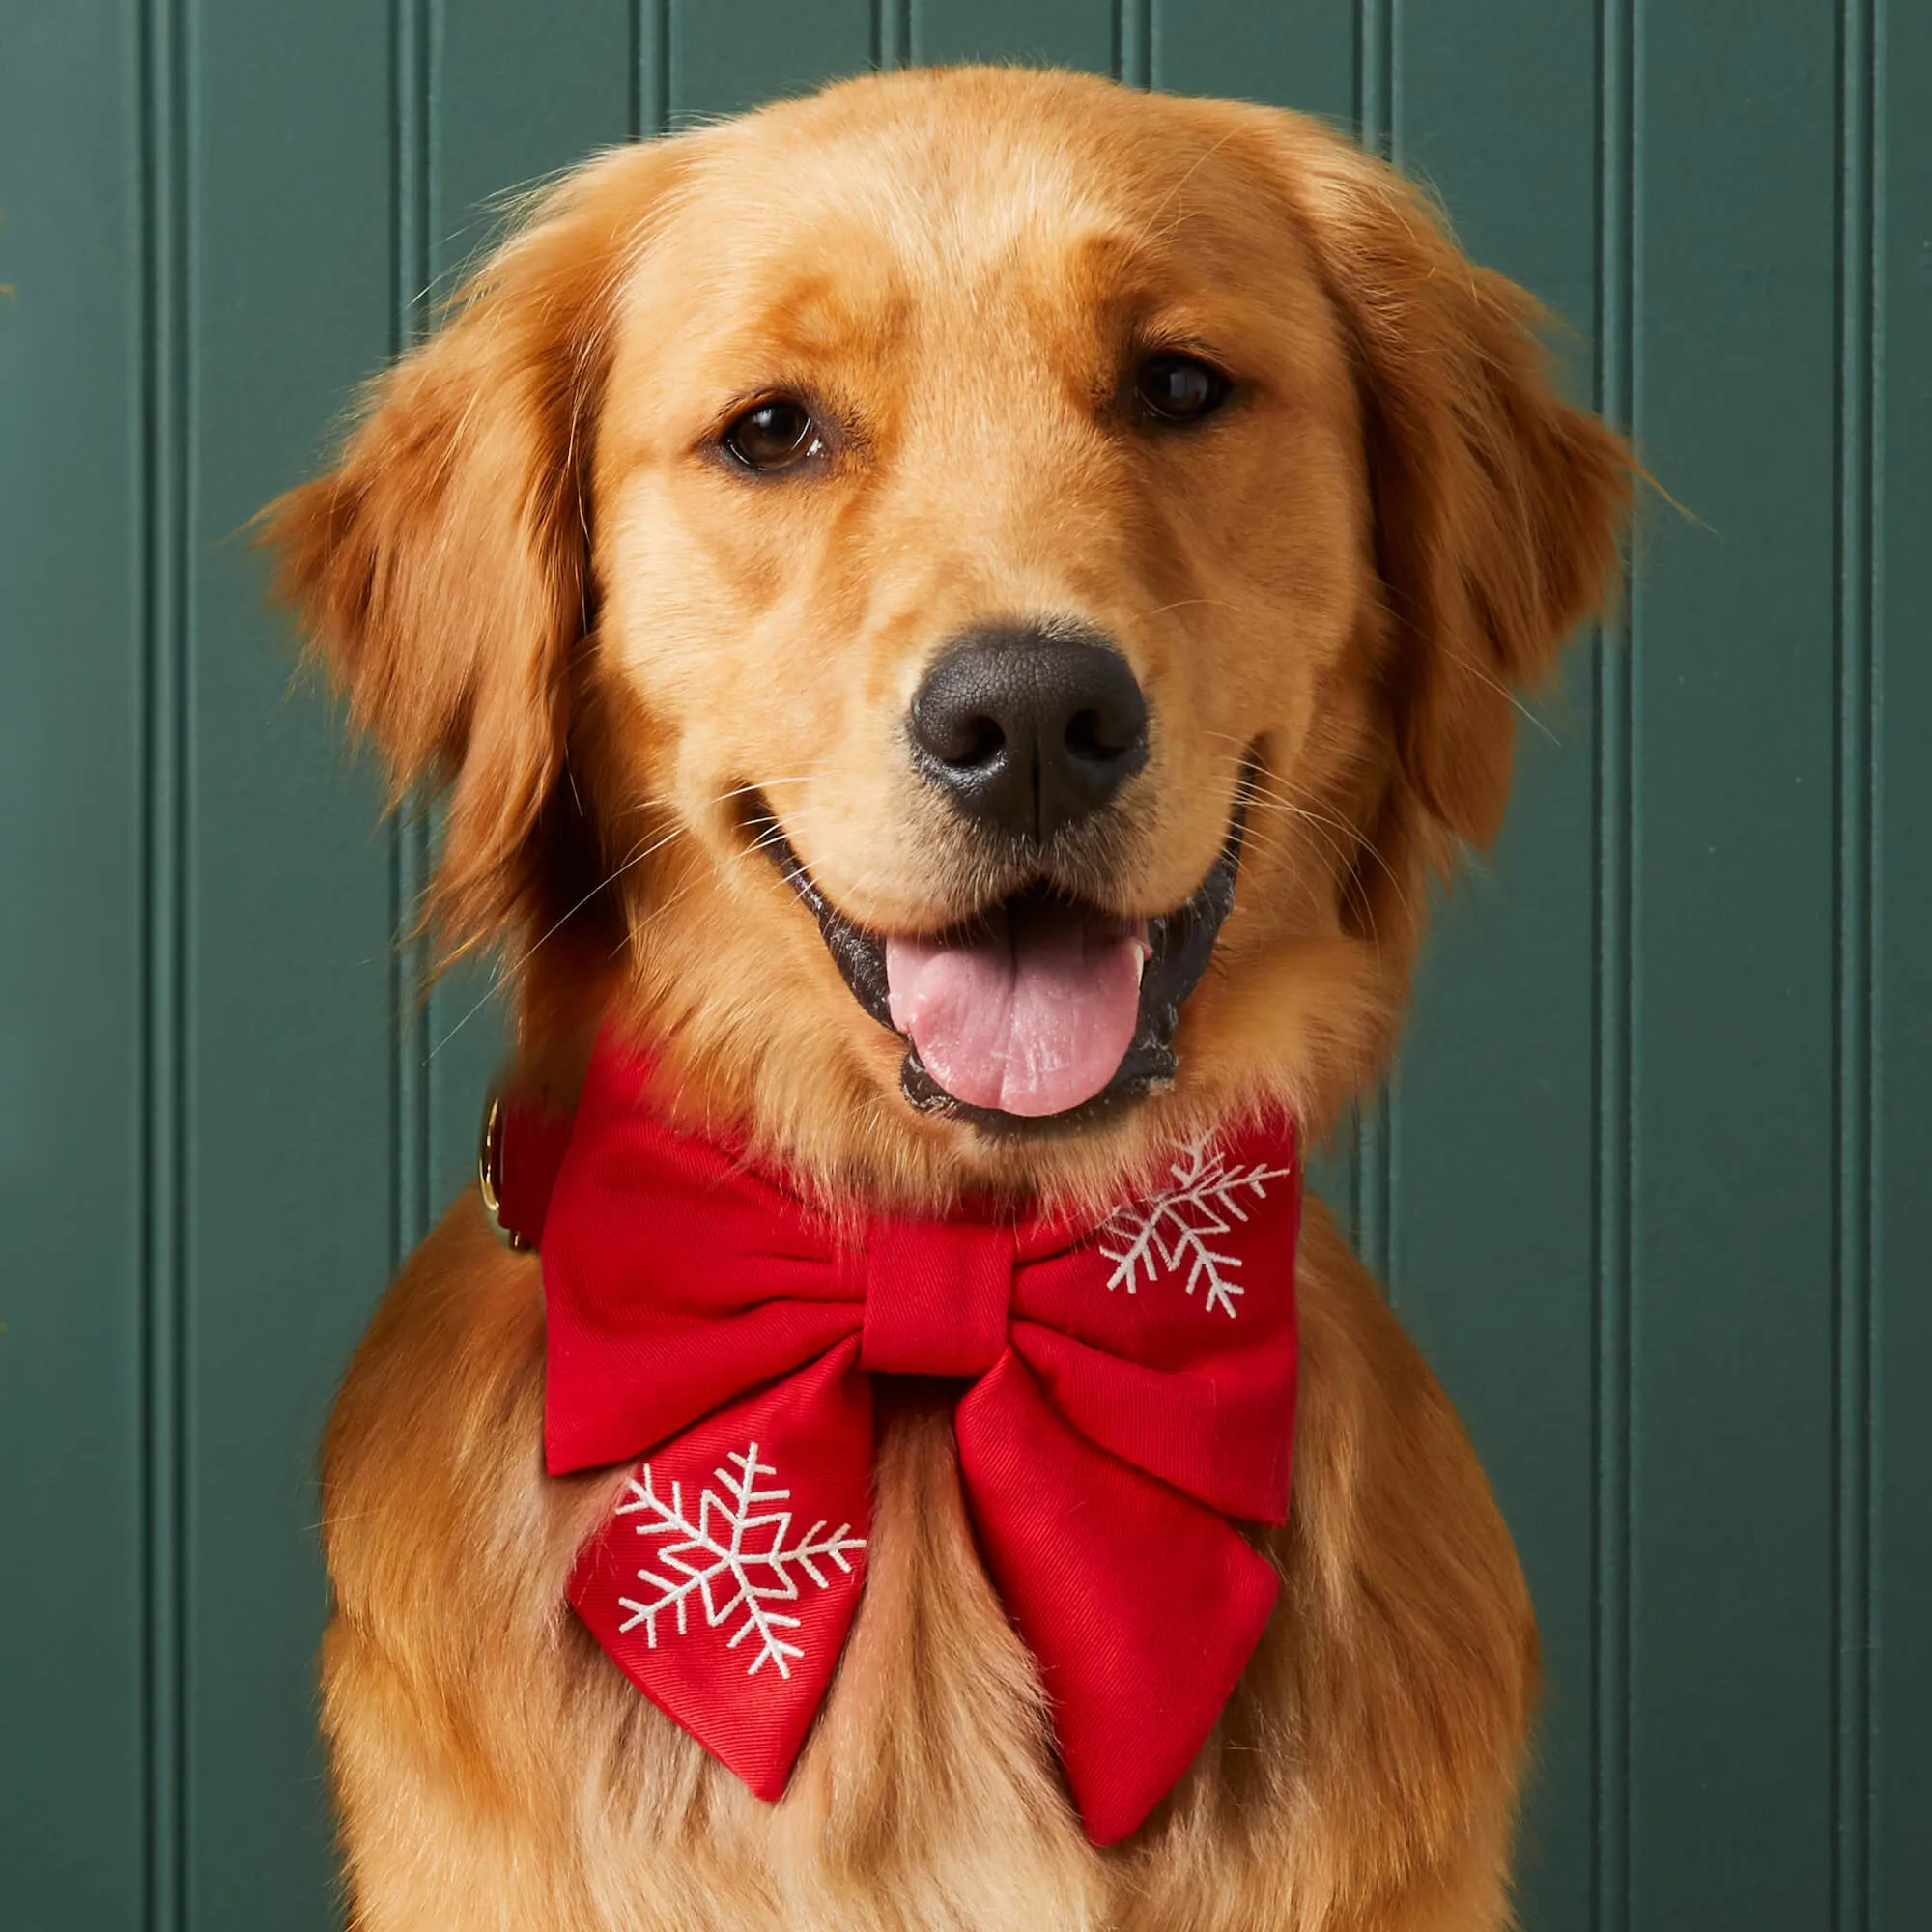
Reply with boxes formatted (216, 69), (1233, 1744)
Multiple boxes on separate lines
(319, 1198), (1533, 1932)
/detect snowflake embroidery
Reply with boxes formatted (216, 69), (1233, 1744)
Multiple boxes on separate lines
(612, 1443), (865, 1680)
(1097, 1136), (1293, 1319)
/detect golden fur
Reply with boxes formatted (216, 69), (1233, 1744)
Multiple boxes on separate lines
(268, 66), (1631, 1930)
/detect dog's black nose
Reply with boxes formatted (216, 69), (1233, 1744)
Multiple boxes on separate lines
(908, 624), (1149, 843)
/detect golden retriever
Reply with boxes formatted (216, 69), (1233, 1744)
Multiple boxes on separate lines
(268, 64), (1630, 1932)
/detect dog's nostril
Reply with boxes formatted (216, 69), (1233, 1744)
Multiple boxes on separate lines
(1065, 706), (1132, 764)
(908, 623), (1150, 843)
(950, 715), (1007, 770)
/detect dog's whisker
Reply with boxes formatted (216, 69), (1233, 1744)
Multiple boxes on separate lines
(1174, 736), (1407, 937)
(427, 823), (686, 1060)
(611, 773), (828, 826)
(625, 826), (792, 948)
(1232, 785), (1408, 936)
(1135, 121), (1248, 246)
(1140, 596), (1242, 624)
(709, 773), (826, 801)
(1463, 658), (1564, 747)
(473, 790), (821, 1003)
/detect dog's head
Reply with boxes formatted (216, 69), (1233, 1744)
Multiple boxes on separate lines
(268, 68), (1629, 1206)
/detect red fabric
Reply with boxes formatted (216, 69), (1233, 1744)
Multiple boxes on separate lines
(526, 1033), (1301, 1845)
(493, 1091), (575, 1248)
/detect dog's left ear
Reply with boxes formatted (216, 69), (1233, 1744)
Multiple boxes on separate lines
(264, 143), (673, 952)
(1267, 116), (1634, 853)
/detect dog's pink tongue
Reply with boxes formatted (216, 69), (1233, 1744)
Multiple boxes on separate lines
(885, 903), (1149, 1118)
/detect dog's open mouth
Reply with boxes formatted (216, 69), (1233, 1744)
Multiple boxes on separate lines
(753, 791), (1248, 1133)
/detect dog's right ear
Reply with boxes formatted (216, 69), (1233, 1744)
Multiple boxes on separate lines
(1237, 110), (1632, 864)
(264, 143), (672, 952)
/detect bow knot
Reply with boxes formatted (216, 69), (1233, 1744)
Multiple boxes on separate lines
(856, 1216), (1013, 1377)
(515, 1033), (1301, 1845)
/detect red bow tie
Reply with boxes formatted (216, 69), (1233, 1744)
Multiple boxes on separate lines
(496, 1035), (1300, 1845)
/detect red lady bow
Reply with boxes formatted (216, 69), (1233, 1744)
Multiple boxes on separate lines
(509, 1035), (1300, 1846)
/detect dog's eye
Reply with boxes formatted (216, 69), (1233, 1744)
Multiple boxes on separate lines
(722, 397), (821, 472)
(1133, 353), (1231, 425)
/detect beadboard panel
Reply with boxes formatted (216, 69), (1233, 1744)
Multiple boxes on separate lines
(0, 4), (149, 1923)
(912, 0), (1117, 71)
(1626, 11), (1843, 1925)
(177, 7), (395, 1925)
(1872, 2), (1931, 1922)
(1, 6), (1919, 1930)
(1363, 11), (1606, 1927)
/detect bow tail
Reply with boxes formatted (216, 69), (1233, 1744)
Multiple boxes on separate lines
(954, 1352), (1282, 1845)
(566, 1339), (872, 1802)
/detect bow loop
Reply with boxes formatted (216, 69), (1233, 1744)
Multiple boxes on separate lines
(955, 1353), (1282, 1844)
(565, 1341), (874, 1799)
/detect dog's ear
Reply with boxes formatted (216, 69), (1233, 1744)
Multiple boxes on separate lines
(1280, 122), (1632, 853)
(263, 144), (670, 951)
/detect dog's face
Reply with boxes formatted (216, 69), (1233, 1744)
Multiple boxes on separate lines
(271, 69), (1627, 1204)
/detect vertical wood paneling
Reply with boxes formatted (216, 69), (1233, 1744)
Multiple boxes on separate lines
(391, 0), (433, 1270)
(182, 5), (395, 1925)
(0, 4), (149, 1925)
(1118, 0), (1151, 86)
(876, 0), (913, 71)
(1344, 0), (1396, 1284)
(143, 5), (189, 1920)
(911, 0), (1116, 71)
(1594, 6), (1637, 1927)
(1630, 5), (1840, 1925)
(435, 0), (637, 275)
(670, 0), (875, 123)
(1151, 4), (1356, 158)
(1872, 2), (1932, 1924)
(1833, 6), (1877, 1928)
(1379, 11), (1605, 1927)
(1, 7), (1926, 1927)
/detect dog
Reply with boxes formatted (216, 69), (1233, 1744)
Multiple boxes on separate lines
(268, 64), (1630, 1932)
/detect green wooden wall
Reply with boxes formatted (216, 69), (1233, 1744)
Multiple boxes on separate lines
(2, 4), (1925, 1928)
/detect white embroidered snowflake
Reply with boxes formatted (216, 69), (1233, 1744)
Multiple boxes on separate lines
(612, 1443), (865, 1680)
(1097, 1135), (1293, 1319)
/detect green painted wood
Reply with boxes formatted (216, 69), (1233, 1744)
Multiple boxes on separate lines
(3, 7), (1925, 1929)
(1152, 0), (1354, 126)
(434, 0), (637, 270)
(1873, 1), (1931, 1923)
(1375, 11), (1606, 1929)
(182, 5), (395, 1926)
(0, 4), (148, 1927)
(912, 0), (1116, 72)
(1628, 6), (1841, 1926)
(670, 0), (875, 123)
